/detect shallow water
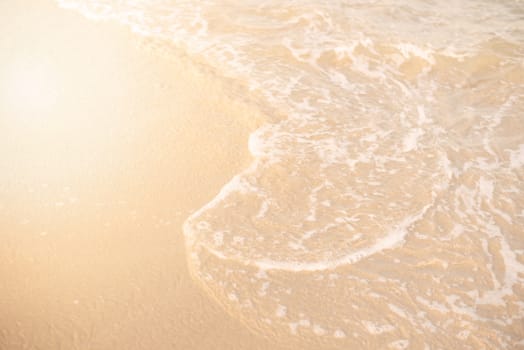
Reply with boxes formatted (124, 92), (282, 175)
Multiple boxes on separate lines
(57, 1), (524, 348)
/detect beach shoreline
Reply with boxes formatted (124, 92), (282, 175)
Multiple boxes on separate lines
(2, 1), (523, 349)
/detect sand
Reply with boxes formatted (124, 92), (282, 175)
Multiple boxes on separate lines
(0, 1), (289, 349)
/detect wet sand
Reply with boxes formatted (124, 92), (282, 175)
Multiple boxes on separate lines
(0, 1), (288, 349)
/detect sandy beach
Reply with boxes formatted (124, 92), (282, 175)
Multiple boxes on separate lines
(0, 1), (288, 349)
(3, 1), (524, 349)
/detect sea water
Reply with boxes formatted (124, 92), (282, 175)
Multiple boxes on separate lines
(57, 1), (524, 348)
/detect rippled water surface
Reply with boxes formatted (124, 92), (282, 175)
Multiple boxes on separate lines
(57, 1), (524, 348)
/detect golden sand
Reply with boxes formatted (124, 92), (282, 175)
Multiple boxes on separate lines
(0, 1), (287, 349)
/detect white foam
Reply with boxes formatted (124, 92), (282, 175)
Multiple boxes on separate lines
(275, 305), (287, 318)
(509, 144), (524, 169)
(389, 339), (410, 350)
(362, 321), (395, 335)
(333, 329), (346, 338)
(388, 304), (408, 319)
(417, 105), (429, 125)
(397, 42), (436, 65)
(415, 296), (449, 314)
(402, 128), (424, 152)
(312, 324), (327, 336)
(478, 177), (494, 201)
(200, 203), (434, 272)
(227, 293), (238, 302)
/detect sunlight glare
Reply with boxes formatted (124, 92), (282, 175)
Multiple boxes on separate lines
(4, 61), (59, 117)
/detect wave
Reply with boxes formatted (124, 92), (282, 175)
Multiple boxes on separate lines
(57, 0), (524, 347)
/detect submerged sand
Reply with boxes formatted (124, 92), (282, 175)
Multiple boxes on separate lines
(0, 1), (288, 349)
